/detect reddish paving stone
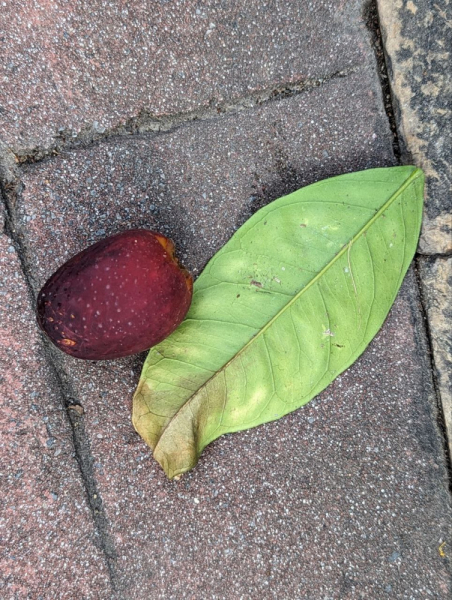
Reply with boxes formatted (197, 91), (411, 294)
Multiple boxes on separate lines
(1, 0), (372, 152)
(14, 73), (452, 597)
(17, 69), (393, 284)
(0, 235), (113, 598)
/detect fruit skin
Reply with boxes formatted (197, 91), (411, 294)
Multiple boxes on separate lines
(36, 229), (193, 360)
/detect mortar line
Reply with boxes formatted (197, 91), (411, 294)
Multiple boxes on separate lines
(368, 0), (452, 492)
(0, 183), (122, 596)
(365, 0), (401, 161)
(415, 256), (452, 494)
(12, 66), (359, 165)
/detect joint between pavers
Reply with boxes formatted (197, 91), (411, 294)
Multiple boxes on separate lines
(365, 0), (402, 162)
(414, 256), (452, 496)
(0, 167), (121, 595)
(43, 349), (122, 595)
(13, 65), (360, 167)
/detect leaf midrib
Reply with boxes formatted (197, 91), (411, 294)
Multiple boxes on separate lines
(153, 168), (421, 451)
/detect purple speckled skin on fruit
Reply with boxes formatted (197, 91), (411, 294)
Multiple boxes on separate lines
(37, 230), (192, 360)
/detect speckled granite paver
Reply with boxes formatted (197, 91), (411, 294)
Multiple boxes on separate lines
(0, 235), (112, 598)
(12, 70), (452, 598)
(1, 0), (372, 152)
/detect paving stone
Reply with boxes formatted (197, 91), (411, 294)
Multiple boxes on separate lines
(14, 74), (452, 597)
(377, 0), (452, 254)
(17, 69), (394, 285)
(419, 256), (452, 457)
(1, 0), (373, 152)
(0, 235), (113, 597)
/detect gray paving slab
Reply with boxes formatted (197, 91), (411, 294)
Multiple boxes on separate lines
(0, 235), (113, 598)
(1, 0), (372, 153)
(377, 0), (452, 255)
(12, 72), (452, 598)
(419, 256), (452, 457)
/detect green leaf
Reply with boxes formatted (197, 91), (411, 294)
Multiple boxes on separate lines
(132, 166), (424, 479)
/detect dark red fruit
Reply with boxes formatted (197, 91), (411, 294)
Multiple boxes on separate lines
(36, 230), (193, 360)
